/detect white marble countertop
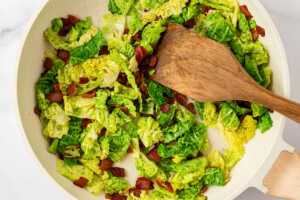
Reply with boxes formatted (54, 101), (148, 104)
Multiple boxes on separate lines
(0, 0), (299, 200)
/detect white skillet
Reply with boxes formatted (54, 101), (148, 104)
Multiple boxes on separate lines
(15, 0), (297, 199)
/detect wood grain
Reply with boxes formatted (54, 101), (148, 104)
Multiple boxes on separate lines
(152, 24), (300, 123)
(263, 151), (300, 200)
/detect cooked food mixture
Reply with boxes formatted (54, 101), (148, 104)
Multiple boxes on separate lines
(34, 0), (273, 199)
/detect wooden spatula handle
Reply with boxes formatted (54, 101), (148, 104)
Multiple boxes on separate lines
(246, 84), (300, 123)
(263, 151), (300, 200)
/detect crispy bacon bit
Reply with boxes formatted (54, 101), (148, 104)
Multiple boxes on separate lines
(129, 188), (142, 197)
(82, 118), (92, 128)
(156, 180), (174, 193)
(124, 27), (129, 34)
(139, 83), (148, 96)
(201, 186), (208, 193)
(59, 15), (80, 36)
(99, 45), (109, 55)
(120, 106), (129, 114)
(98, 127), (107, 137)
(135, 46), (147, 64)
(167, 97), (176, 104)
(203, 6), (212, 14)
(239, 5), (252, 19)
(82, 90), (96, 98)
(186, 103), (196, 114)
(79, 77), (89, 84)
(147, 148), (161, 162)
(135, 177), (153, 190)
(34, 106), (41, 116)
(134, 71), (144, 86)
(184, 19), (196, 29)
(106, 194), (127, 200)
(160, 103), (170, 113)
(57, 49), (70, 64)
(43, 57), (53, 71)
(99, 159), (113, 171)
(127, 146), (133, 153)
(256, 25), (265, 37)
(110, 167), (126, 177)
(52, 83), (61, 92)
(148, 55), (158, 68)
(67, 83), (77, 96)
(132, 32), (141, 42)
(175, 93), (188, 106)
(117, 73), (128, 85)
(47, 92), (63, 103)
(73, 177), (88, 188)
(251, 28), (259, 41)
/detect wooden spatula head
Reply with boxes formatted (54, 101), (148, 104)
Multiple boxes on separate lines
(152, 24), (256, 102)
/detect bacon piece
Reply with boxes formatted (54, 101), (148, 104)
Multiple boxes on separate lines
(99, 159), (113, 171)
(147, 148), (161, 162)
(117, 73), (128, 85)
(148, 55), (158, 68)
(59, 15), (80, 36)
(67, 83), (77, 96)
(79, 77), (89, 84)
(82, 90), (96, 98)
(73, 177), (88, 188)
(239, 5), (253, 19)
(160, 103), (170, 113)
(52, 83), (61, 93)
(98, 128), (107, 137)
(132, 32), (141, 42)
(135, 177), (153, 190)
(135, 46), (147, 64)
(175, 93), (188, 106)
(156, 180), (174, 193)
(256, 25), (266, 37)
(106, 194), (127, 200)
(99, 45), (109, 55)
(43, 57), (53, 71)
(251, 28), (259, 41)
(57, 49), (70, 64)
(129, 188), (141, 197)
(82, 118), (92, 128)
(47, 92), (63, 103)
(110, 167), (126, 177)
(184, 19), (196, 29)
(186, 103), (196, 114)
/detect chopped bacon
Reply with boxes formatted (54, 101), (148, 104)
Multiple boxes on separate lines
(167, 97), (176, 104)
(34, 106), (41, 116)
(132, 32), (141, 42)
(160, 103), (170, 113)
(135, 46), (147, 64)
(67, 83), (77, 96)
(186, 103), (196, 114)
(117, 73), (128, 85)
(135, 177), (153, 190)
(148, 55), (158, 68)
(134, 71), (144, 86)
(106, 194), (127, 200)
(251, 28), (259, 41)
(139, 83), (148, 97)
(203, 6), (212, 14)
(147, 148), (161, 162)
(127, 146), (133, 153)
(47, 92), (63, 103)
(175, 93), (188, 106)
(43, 57), (53, 71)
(73, 177), (88, 188)
(156, 180), (174, 193)
(59, 15), (80, 36)
(52, 83), (61, 93)
(57, 49), (70, 64)
(239, 5), (253, 19)
(110, 167), (126, 177)
(99, 45), (109, 55)
(99, 159), (113, 171)
(129, 188), (141, 197)
(82, 90), (96, 98)
(98, 127), (107, 137)
(82, 118), (92, 128)
(184, 19), (196, 29)
(79, 77), (89, 84)
(256, 25), (266, 37)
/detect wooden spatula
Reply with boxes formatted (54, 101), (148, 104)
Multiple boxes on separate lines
(152, 24), (300, 123)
